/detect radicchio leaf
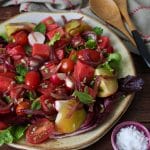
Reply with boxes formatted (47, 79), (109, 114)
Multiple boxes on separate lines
(118, 75), (144, 93)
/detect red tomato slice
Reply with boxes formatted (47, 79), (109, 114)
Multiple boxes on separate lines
(13, 30), (28, 46)
(98, 36), (110, 49)
(0, 76), (14, 92)
(16, 101), (30, 116)
(47, 27), (64, 40)
(38, 80), (54, 95)
(7, 45), (26, 60)
(10, 84), (25, 100)
(47, 23), (58, 31)
(41, 16), (55, 27)
(32, 44), (50, 58)
(40, 95), (57, 115)
(73, 60), (94, 83)
(60, 58), (75, 73)
(55, 49), (64, 60)
(78, 49), (100, 62)
(26, 118), (55, 144)
(0, 121), (8, 130)
(40, 62), (58, 79)
(0, 72), (16, 79)
(25, 71), (40, 90)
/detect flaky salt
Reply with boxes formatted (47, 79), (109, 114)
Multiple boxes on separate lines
(116, 125), (149, 150)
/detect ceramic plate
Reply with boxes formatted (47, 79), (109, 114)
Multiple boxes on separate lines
(0, 12), (135, 150)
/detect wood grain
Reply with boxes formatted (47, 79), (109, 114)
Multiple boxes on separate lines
(0, 6), (149, 150)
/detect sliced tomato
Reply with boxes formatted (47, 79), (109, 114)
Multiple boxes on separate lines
(47, 23), (58, 31)
(60, 58), (74, 73)
(25, 71), (40, 90)
(26, 118), (55, 144)
(0, 121), (8, 130)
(38, 80), (54, 95)
(32, 44), (50, 58)
(47, 27), (65, 40)
(41, 16), (55, 27)
(106, 46), (114, 53)
(69, 50), (78, 62)
(73, 60), (94, 83)
(13, 30), (28, 46)
(7, 45), (26, 60)
(0, 72), (16, 79)
(40, 95), (57, 115)
(40, 62), (57, 79)
(0, 76), (14, 92)
(16, 101), (30, 115)
(55, 49), (64, 60)
(98, 36), (110, 49)
(54, 38), (68, 49)
(10, 84), (25, 100)
(78, 49), (100, 62)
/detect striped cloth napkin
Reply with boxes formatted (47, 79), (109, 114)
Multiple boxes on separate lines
(1, 0), (150, 54)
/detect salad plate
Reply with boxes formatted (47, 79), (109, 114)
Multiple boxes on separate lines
(0, 12), (136, 150)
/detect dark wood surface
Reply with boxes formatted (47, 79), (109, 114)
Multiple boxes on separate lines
(0, 6), (150, 150)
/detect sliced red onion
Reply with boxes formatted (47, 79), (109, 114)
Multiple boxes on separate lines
(65, 76), (74, 91)
(50, 73), (66, 86)
(82, 31), (97, 41)
(28, 32), (45, 46)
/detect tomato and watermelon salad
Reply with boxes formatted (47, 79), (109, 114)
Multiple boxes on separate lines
(0, 16), (143, 145)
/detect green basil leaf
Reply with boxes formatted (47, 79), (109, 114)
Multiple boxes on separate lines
(31, 100), (41, 110)
(16, 75), (25, 83)
(16, 64), (28, 77)
(27, 91), (37, 101)
(73, 90), (95, 104)
(10, 126), (27, 142)
(34, 23), (46, 34)
(86, 39), (97, 49)
(49, 32), (61, 46)
(102, 52), (121, 72)
(0, 128), (13, 146)
(93, 26), (103, 35)
(0, 33), (9, 41)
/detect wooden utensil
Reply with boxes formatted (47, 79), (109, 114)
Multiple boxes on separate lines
(114, 0), (150, 68)
(89, 0), (135, 45)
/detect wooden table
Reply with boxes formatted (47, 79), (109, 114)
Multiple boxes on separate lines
(0, 6), (150, 150)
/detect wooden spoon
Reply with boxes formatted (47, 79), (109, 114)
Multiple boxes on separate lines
(89, 0), (135, 45)
(114, 0), (150, 67)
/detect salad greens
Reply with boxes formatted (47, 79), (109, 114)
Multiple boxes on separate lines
(93, 26), (103, 35)
(73, 90), (95, 104)
(49, 32), (61, 46)
(34, 23), (46, 34)
(0, 126), (27, 145)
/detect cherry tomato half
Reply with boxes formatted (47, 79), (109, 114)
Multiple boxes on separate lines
(26, 118), (55, 144)
(16, 101), (30, 116)
(13, 30), (28, 46)
(0, 121), (8, 130)
(60, 58), (74, 73)
(25, 71), (40, 90)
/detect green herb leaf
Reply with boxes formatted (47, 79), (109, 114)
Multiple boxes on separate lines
(86, 39), (97, 49)
(0, 128), (13, 146)
(4, 96), (11, 103)
(34, 23), (46, 34)
(49, 32), (61, 46)
(16, 75), (25, 83)
(27, 91), (37, 101)
(10, 126), (27, 142)
(73, 90), (94, 104)
(93, 26), (103, 35)
(16, 64), (28, 76)
(31, 100), (41, 110)
(102, 52), (121, 72)
(65, 45), (73, 54)
(0, 33), (9, 41)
